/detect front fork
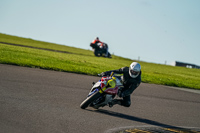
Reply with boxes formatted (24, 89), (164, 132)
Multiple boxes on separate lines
(92, 94), (113, 108)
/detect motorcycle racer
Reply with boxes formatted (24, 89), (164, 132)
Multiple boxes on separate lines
(90, 37), (102, 50)
(101, 62), (141, 107)
(90, 37), (111, 58)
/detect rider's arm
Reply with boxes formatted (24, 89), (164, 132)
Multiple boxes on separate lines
(92, 40), (102, 44)
(101, 67), (124, 76)
(98, 40), (103, 43)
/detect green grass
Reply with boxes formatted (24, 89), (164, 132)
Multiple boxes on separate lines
(0, 33), (200, 90)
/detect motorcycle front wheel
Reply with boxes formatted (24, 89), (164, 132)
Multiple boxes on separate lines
(80, 91), (101, 109)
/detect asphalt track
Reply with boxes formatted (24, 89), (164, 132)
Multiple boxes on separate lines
(0, 64), (200, 133)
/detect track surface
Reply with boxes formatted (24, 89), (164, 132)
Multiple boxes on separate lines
(0, 64), (200, 133)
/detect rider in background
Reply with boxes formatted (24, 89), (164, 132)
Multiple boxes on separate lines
(90, 37), (102, 50)
(101, 62), (141, 107)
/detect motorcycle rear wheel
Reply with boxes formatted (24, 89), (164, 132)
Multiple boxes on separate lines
(80, 91), (101, 109)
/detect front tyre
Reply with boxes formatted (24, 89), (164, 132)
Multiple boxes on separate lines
(80, 91), (101, 109)
(94, 49), (99, 56)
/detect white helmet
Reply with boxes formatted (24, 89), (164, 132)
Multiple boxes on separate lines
(95, 37), (99, 40)
(129, 62), (141, 78)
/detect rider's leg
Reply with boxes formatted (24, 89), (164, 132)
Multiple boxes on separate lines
(121, 95), (131, 107)
(109, 99), (122, 107)
(109, 95), (131, 107)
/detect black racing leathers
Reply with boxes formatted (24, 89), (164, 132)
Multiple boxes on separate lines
(103, 67), (141, 107)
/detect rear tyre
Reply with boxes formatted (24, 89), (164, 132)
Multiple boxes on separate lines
(80, 91), (101, 109)
(107, 52), (111, 58)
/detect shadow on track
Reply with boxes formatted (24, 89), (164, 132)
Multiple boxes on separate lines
(86, 109), (182, 129)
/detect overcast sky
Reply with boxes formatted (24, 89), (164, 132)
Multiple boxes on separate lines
(1, 0), (200, 66)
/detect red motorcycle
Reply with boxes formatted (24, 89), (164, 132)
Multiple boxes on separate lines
(80, 72), (123, 109)
(90, 43), (112, 58)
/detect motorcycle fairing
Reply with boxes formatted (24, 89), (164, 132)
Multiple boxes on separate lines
(104, 86), (119, 95)
(99, 79), (116, 94)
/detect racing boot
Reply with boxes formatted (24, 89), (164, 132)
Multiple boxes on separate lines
(108, 99), (122, 107)
(93, 105), (99, 109)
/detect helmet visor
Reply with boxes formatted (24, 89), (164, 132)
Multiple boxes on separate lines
(130, 70), (139, 76)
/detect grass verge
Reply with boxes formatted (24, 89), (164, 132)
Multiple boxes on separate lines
(0, 33), (200, 90)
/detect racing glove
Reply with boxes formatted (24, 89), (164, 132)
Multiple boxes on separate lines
(100, 72), (110, 76)
(100, 72), (106, 76)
